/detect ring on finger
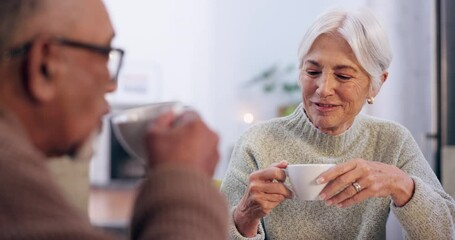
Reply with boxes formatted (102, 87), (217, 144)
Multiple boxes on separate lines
(352, 182), (362, 193)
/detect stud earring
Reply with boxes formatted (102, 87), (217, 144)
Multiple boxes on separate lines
(367, 97), (374, 104)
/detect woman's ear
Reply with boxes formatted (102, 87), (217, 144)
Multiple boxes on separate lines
(369, 71), (388, 98)
(380, 71), (388, 85)
(25, 36), (58, 103)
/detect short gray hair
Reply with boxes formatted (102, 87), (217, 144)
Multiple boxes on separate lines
(298, 9), (392, 92)
(0, 0), (44, 52)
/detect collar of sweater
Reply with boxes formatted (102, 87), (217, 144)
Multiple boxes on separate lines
(286, 103), (365, 156)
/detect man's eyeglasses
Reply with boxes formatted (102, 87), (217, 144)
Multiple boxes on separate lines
(2, 37), (125, 82)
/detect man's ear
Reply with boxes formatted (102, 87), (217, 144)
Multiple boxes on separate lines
(25, 36), (58, 103)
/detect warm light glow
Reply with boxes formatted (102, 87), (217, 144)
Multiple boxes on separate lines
(243, 113), (254, 124)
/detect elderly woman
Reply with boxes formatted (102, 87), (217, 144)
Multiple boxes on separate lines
(221, 9), (455, 240)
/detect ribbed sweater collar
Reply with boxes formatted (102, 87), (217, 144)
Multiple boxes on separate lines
(284, 103), (363, 156)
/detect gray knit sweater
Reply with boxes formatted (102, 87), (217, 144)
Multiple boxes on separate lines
(221, 104), (455, 240)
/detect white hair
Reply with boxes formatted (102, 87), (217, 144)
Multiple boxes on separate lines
(298, 9), (392, 92)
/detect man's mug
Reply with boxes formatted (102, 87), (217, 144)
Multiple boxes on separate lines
(111, 101), (184, 162)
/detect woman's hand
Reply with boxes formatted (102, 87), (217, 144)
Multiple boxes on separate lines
(317, 159), (415, 208)
(234, 161), (293, 237)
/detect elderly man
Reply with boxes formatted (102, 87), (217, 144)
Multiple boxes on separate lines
(0, 0), (227, 239)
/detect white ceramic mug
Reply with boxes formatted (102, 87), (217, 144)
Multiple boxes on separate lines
(111, 101), (184, 162)
(286, 164), (336, 201)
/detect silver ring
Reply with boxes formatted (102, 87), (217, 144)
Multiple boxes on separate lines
(352, 182), (362, 193)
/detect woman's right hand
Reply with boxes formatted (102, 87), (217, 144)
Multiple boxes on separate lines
(234, 161), (293, 237)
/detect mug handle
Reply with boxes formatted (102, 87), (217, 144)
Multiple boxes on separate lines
(283, 168), (296, 200)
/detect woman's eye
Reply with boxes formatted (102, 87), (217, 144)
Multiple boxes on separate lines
(306, 70), (320, 76)
(336, 74), (352, 80)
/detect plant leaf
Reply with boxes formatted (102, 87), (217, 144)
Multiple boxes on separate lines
(282, 82), (300, 92)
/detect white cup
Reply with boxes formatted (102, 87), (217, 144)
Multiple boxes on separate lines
(286, 164), (335, 201)
(111, 101), (184, 162)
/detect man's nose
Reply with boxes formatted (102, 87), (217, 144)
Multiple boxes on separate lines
(106, 81), (117, 93)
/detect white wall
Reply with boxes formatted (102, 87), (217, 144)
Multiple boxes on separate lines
(104, 0), (212, 107)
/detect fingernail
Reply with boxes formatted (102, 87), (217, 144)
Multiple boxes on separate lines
(337, 203), (343, 208)
(326, 200), (332, 206)
(316, 177), (324, 184)
(319, 193), (326, 200)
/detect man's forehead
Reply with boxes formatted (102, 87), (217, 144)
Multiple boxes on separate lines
(44, 0), (114, 42)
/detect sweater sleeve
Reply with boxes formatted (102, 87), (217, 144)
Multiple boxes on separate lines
(0, 147), (228, 240)
(130, 164), (229, 240)
(391, 130), (455, 239)
(220, 134), (266, 240)
(0, 139), (113, 239)
(226, 207), (265, 240)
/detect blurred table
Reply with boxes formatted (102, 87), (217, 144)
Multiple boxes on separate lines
(89, 186), (138, 232)
(89, 179), (221, 236)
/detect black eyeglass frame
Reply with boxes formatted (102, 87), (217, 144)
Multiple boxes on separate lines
(2, 37), (125, 82)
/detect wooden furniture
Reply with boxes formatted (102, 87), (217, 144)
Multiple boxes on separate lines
(89, 186), (138, 235)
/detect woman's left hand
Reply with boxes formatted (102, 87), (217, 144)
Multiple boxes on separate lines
(317, 159), (415, 208)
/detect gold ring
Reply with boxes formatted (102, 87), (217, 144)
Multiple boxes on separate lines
(352, 182), (362, 193)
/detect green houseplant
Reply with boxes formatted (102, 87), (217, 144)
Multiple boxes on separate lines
(247, 63), (300, 116)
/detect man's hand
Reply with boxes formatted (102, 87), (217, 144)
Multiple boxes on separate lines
(145, 110), (219, 177)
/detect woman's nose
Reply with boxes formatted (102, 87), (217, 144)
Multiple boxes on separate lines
(315, 73), (335, 97)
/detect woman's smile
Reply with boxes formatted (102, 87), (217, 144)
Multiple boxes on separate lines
(312, 102), (340, 112)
